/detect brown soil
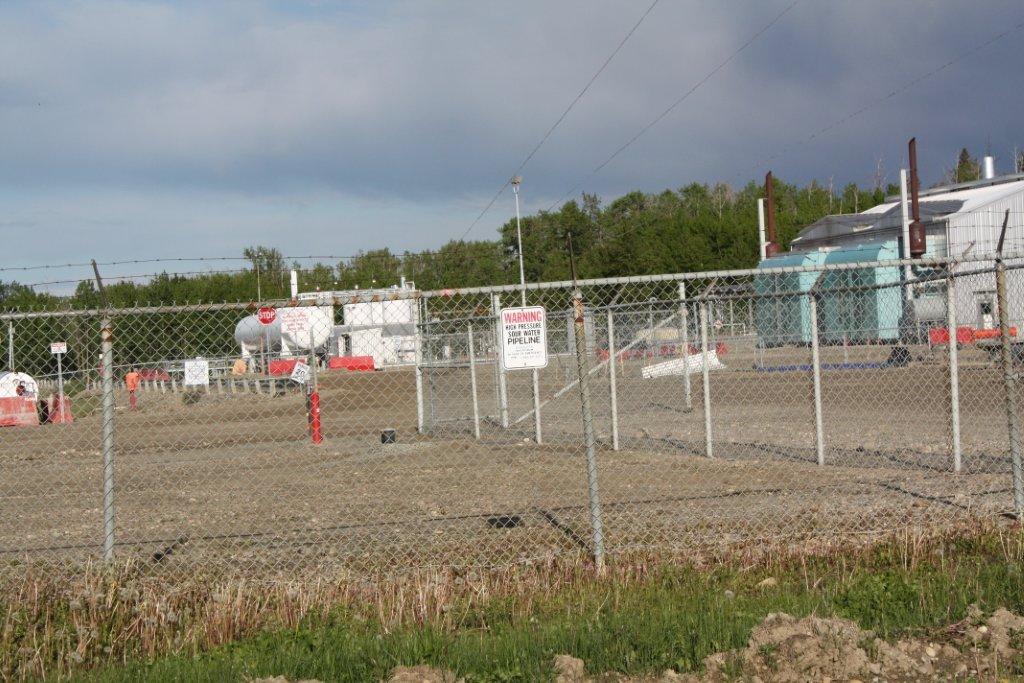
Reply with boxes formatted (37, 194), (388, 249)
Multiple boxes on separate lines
(1, 343), (1017, 578)
(368, 606), (1024, 682)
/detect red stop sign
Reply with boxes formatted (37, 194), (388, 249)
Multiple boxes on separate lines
(257, 307), (277, 325)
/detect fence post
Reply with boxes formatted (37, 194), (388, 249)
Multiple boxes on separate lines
(699, 300), (713, 458)
(572, 285), (605, 571)
(492, 293), (509, 429)
(808, 292), (826, 466)
(6, 321), (12, 369)
(532, 368), (543, 444)
(415, 297), (426, 434)
(996, 256), (1024, 517)
(606, 309), (620, 451)
(100, 317), (115, 562)
(468, 323), (481, 440)
(947, 273), (962, 473)
(309, 328), (322, 444)
(678, 281), (692, 411)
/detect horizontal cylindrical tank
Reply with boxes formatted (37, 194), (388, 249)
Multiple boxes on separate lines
(234, 306), (334, 356)
(0, 371), (39, 398)
(235, 316), (282, 351)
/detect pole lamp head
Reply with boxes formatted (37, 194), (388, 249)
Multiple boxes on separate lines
(511, 175), (522, 189)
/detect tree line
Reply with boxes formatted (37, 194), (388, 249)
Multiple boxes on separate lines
(3, 174), (894, 314)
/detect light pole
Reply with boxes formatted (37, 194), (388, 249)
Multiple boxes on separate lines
(512, 175), (543, 444)
(512, 176), (527, 306)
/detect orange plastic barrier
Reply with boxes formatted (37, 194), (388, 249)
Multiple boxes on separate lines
(0, 397), (39, 427)
(929, 326), (975, 345)
(328, 356), (376, 371)
(49, 395), (74, 424)
(974, 326), (1017, 340)
(268, 359), (300, 376)
(929, 326), (1017, 344)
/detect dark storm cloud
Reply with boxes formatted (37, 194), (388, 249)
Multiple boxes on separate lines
(1, 0), (1022, 268)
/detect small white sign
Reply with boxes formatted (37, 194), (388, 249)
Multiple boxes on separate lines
(290, 360), (310, 385)
(499, 306), (548, 370)
(183, 359), (210, 387)
(50, 342), (68, 355)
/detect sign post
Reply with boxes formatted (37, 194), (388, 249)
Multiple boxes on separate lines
(257, 307), (276, 375)
(50, 342), (67, 400)
(498, 306), (548, 371)
(257, 307), (277, 325)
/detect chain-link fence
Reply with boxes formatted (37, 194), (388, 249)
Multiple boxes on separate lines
(3, 252), (1024, 579)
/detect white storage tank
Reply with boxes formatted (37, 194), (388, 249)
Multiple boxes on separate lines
(0, 371), (39, 398)
(234, 305), (334, 358)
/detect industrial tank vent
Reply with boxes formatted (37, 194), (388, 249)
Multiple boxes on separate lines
(908, 137), (926, 258)
(983, 155), (996, 180)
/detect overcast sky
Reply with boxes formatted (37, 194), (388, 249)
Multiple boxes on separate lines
(3, 0), (1023, 288)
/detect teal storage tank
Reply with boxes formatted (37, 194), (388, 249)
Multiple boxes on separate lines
(754, 251), (826, 345)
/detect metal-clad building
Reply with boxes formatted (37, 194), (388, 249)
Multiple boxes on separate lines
(755, 171), (1024, 343)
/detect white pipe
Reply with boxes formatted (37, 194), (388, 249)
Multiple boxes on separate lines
(290, 270), (299, 299)
(757, 198), (767, 262)
(899, 169), (913, 301)
(983, 155), (996, 180)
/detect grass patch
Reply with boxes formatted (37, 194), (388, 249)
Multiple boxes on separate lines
(45, 526), (1024, 682)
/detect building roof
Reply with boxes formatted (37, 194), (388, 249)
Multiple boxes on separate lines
(789, 175), (1024, 251)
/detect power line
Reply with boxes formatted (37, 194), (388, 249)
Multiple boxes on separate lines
(0, 252), (454, 276)
(459, 0), (662, 241)
(735, 16), (1024, 178)
(552, 12), (1024, 252)
(546, 0), (801, 212)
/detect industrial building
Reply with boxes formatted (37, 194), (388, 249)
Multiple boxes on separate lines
(755, 151), (1024, 345)
(234, 277), (420, 370)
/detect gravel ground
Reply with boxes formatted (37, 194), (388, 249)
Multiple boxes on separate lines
(0, 341), (1016, 577)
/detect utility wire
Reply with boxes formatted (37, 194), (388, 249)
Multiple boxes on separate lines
(554, 13), (1024, 251)
(546, 0), (800, 212)
(735, 16), (1024, 178)
(459, 0), (662, 241)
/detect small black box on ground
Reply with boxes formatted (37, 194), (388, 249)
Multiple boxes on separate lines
(381, 429), (396, 445)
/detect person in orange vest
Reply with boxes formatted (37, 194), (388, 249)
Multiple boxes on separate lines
(125, 368), (140, 410)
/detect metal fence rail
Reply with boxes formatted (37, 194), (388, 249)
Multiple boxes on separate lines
(2, 253), (1024, 578)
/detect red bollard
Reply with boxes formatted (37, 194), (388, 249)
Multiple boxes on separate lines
(310, 391), (323, 444)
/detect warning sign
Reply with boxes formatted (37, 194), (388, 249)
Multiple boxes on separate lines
(290, 360), (310, 385)
(183, 359), (210, 387)
(499, 306), (548, 370)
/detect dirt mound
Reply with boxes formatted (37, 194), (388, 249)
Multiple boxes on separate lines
(249, 607), (1024, 682)
(387, 665), (462, 682)
(699, 607), (1024, 681)
(547, 606), (1024, 682)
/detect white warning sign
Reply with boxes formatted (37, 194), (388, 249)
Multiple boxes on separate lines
(499, 306), (548, 370)
(183, 359), (210, 387)
(290, 360), (310, 385)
